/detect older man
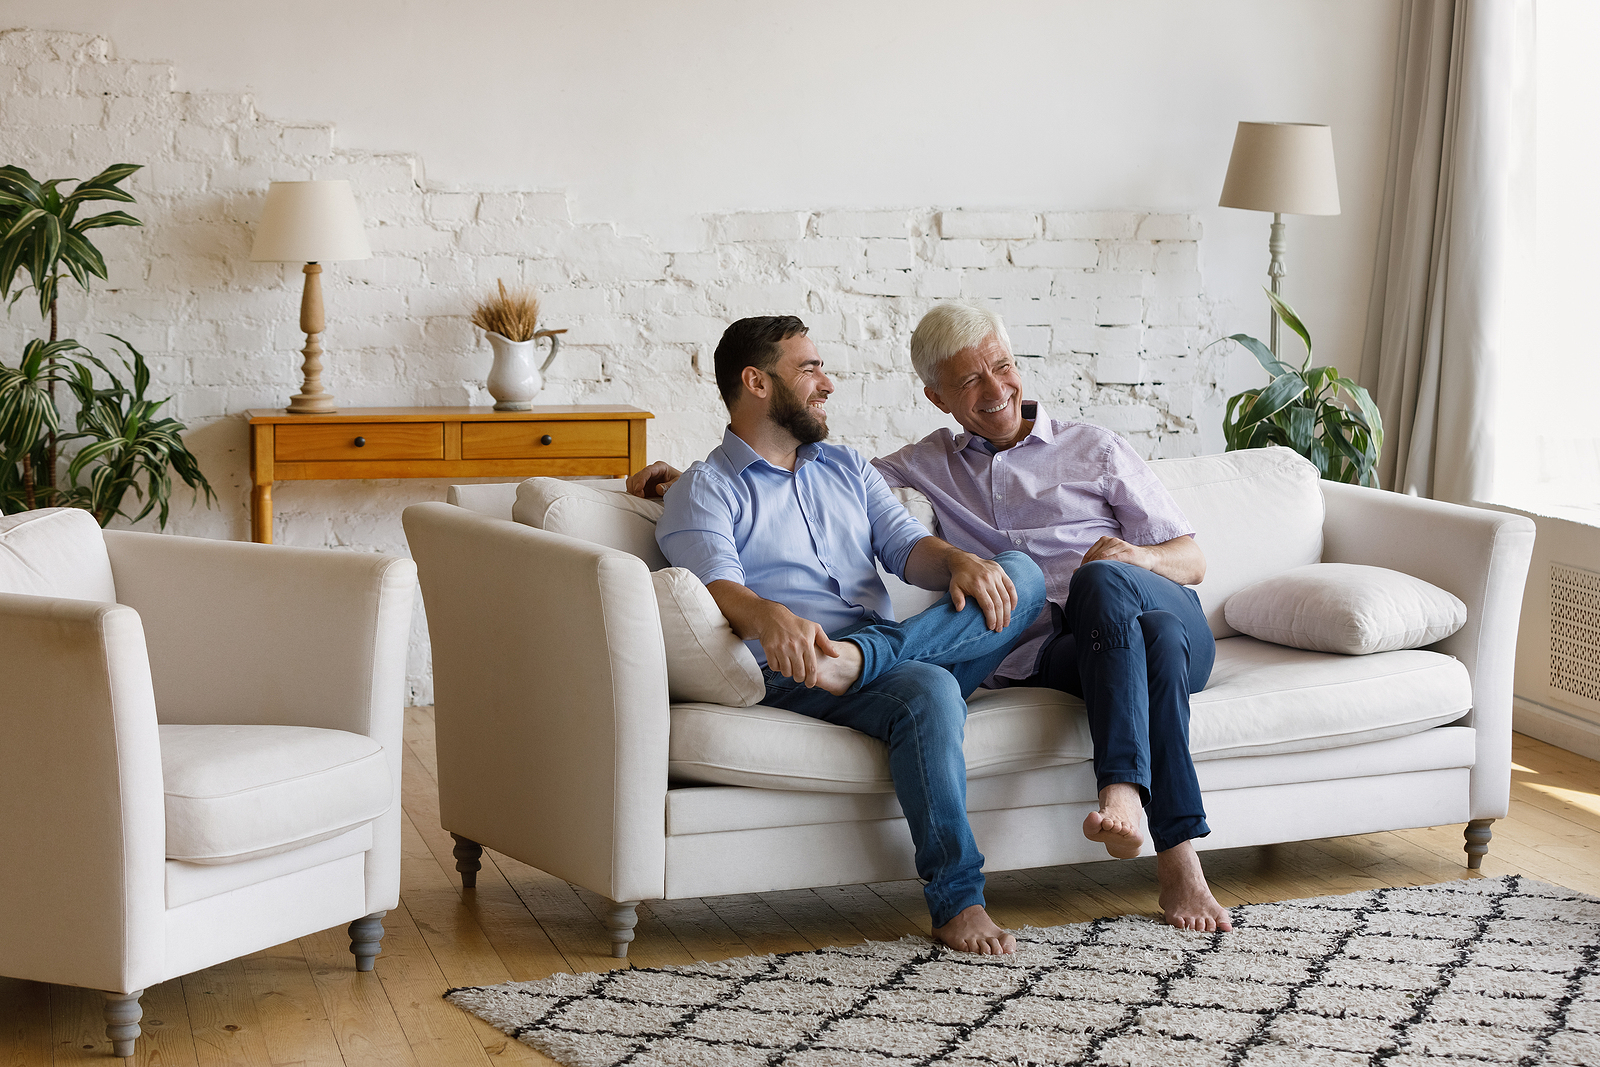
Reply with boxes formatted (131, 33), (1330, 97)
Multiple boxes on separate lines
(632, 303), (1230, 932)
(654, 315), (1047, 954)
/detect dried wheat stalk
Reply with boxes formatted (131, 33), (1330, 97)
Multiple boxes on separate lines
(471, 279), (541, 342)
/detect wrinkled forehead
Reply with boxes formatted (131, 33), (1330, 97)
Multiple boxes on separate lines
(939, 334), (1017, 383)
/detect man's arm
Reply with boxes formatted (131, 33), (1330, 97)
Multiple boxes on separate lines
(902, 536), (1019, 632)
(1081, 534), (1206, 585)
(706, 579), (846, 688)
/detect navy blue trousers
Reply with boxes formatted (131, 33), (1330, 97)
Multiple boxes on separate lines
(1026, 559), (1215, 853)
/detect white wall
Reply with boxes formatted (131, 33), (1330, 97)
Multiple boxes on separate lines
(0, 4), (1403, 702)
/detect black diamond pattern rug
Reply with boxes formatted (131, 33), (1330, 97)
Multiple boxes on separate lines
(444, 875), (1600, 1065)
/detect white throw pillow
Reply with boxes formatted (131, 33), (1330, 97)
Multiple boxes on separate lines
(1224, 562), (1467, 655)
(0, 507), (117, 602)
(653, 567), (765, 706)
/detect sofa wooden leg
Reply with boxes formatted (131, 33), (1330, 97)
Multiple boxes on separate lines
(606, 901), (640, 958)
(349, 911), (387, 972)
(451, 833), (483, 889)
(103, 989), (143, 1058)
(1464, 819), (1494, 869)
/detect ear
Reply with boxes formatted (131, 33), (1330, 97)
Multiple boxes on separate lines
(924, 384), (952, 415)
(741, 365), (770, 400)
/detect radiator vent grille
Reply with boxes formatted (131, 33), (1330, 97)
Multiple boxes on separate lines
(1550, 562), (1600, 711)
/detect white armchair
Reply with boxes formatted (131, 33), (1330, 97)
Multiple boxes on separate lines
(0, 508), (415, 1058)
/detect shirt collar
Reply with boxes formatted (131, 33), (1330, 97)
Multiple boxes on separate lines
(718, 425), (825, 476)
(953, 400), (1053, 456)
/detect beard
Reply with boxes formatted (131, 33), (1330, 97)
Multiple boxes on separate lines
(768, 377), (829, 445)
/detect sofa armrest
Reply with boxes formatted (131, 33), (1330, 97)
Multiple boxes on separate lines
(1320, 482), (1536, 819)
(0, 594), (166, 992)
(403, 502), (670, 903)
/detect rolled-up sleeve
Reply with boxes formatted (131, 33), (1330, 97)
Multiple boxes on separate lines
(1101, 436), (1195, 545)
(656, 468), (746, 586)
(860, 458), (929, 582)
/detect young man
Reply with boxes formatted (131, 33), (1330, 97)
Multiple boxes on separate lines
(655, 315), (1046, 954)
(634, 304), (1231, 932)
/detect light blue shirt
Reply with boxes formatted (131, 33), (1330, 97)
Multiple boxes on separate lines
(656, 428), (931, 666)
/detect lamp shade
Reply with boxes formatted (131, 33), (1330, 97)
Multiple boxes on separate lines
(1219, 122), (1341, 216)
(249, 180), (371, 263)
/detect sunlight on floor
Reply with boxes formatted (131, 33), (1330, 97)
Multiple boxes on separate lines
(1519, 779), (1600, 815)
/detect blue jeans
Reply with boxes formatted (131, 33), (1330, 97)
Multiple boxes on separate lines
(759, 551), (1046, 928)
(1026, 559), (1215, 853)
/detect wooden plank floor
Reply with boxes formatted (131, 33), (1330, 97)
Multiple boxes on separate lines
(5, 709), (1598, 1066)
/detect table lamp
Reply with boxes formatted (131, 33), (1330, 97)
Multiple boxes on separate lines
(250, 180), (371, 414)
(1219, 121), (1340, 356)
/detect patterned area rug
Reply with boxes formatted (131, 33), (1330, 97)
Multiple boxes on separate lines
(445, 876), (1600, 1066)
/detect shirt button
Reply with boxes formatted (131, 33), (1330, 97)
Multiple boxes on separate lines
(1091, 629), (1099, 638)
(1092, 642), (1102, 652)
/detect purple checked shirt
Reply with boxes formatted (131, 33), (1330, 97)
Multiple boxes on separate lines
(872, 402), (1196, 680)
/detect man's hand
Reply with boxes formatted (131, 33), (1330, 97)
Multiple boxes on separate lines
(1081, 534), (1206, 585)
(1081, 536), (1155, 571)
(626, 461), (682, 499)
(749, 599), (847, 688)
(946, 551), (1017, 632)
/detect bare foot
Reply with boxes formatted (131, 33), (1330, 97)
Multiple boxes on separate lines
(1156, 841), (1232, 932)
(1083, 783), (1145, 859)
(932, 904), (1015, 955)
(815, 639), (863, 696)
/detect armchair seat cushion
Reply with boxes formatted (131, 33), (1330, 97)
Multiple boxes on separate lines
(159, 724), (393, 865)
(666, 638), (1473, 792)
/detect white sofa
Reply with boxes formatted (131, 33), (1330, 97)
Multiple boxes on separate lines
(0, 508), (416, 1057)
(402, 447), (1535, 957)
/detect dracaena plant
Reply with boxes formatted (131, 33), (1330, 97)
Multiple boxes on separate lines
(1216, 290), (1385, 487)
(0, 162), (213, 526)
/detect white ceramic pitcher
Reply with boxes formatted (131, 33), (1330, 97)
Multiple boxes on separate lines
(485, 328), (564, 410)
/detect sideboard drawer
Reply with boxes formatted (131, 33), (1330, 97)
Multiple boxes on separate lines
(275, 423), (444, 461)
(461, 420), (629, 460)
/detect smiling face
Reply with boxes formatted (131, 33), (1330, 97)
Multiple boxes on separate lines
(924, 334), (1028, 449)
(762, 333), (833, 444)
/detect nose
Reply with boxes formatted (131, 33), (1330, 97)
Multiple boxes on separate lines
(818, 369), (835, 394)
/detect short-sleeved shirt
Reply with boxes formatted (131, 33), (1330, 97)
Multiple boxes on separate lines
(872, 401), (1195, 679)
(657, 427), (930, 667)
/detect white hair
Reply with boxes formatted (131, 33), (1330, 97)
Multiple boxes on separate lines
(908, 302), (1013, 387)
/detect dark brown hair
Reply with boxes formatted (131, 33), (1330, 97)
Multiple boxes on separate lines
(713, 315), (809, 410)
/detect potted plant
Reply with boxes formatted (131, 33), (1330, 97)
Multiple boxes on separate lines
(0, 163), (212, 524)
(470, 279), (565, 411)
(1218, 290), (1384, 487)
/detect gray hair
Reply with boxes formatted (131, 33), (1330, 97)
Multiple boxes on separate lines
(908, 302), (1013, 387)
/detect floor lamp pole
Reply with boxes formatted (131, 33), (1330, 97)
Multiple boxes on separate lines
(1267, 212), (1286, 357)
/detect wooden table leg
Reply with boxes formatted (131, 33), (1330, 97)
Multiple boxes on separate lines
(251, 483), (273, 544)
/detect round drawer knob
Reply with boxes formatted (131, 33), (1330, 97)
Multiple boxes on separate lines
(540, 434), (553, 445)
(353, 436), (366, 447)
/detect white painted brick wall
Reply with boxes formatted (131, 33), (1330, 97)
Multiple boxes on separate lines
(0, 29), (1231, 703)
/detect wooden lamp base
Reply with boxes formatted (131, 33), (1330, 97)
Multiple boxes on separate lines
(287, 262), (337, 414)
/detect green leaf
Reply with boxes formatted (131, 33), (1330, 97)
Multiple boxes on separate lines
(1264, 288), (1313, 368)
(1224, 332), (1295, 379)
(60, 229), (108, 281)
(1235, 371), (1309, 429)
(4, 207), (46, 242)
(1284, 405), (1316, 455)
(73, 209), (141, 232)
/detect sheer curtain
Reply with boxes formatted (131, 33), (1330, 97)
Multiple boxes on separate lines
(1359, 0), (1529, 503)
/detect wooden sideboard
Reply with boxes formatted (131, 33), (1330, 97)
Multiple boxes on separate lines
(247, 405), (652, 543)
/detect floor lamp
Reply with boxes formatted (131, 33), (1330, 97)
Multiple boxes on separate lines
(250, 181), (371, 414)
(1219, 122), (1341, 357)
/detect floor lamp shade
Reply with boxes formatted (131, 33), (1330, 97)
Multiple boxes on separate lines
(1219, 122), (1341, 216)
(250, 181), (371, 263)
(250, 181), (370, 414)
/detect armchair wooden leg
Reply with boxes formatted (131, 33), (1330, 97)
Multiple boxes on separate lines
(451, 833), (483, 889)
(349, 911), (387, 972)
(606, 901), (640, 959)
(1464, 819), (1494, 869)
(102, 989), (143, 1058)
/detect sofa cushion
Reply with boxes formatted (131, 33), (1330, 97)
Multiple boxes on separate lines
(1149, 447), (1324, 638)
(665, 636), (1472, 791)
(514, 477), (667, 569)
(160, 724), (393, 864)
(654, 566), (765, 706)
(1224, 562), (1468, 655)
(0, 507), (116, 602)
